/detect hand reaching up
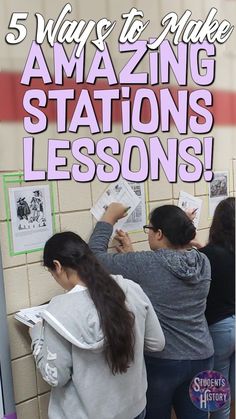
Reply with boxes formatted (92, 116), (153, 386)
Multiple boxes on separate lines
(185, 207), (198, 222)
(114, 229), (134, 253)
(101, 203), (130, 225)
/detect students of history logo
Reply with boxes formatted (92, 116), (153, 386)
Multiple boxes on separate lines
(189, 370), (231, 412)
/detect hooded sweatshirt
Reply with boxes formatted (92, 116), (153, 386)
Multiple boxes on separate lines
(30, 275), (165, 419)
(89, 221), (214, 360)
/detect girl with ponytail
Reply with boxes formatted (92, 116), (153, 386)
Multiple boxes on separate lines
(29, 231), (165, 419)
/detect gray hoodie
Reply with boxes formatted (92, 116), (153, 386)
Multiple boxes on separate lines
(30, 275), (165, 419)
(89, 221), (214, 360)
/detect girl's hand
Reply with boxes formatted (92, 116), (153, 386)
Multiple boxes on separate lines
(114, 229), (134, 253)
(185, 207), (198, 222)
(28, 320), (43, 339)
(101, 203), (130, 225)
(190, 239), (203, 249)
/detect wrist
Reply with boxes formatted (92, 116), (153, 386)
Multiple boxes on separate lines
(101, 212), (117, 225)
(126, 245), (134, 252)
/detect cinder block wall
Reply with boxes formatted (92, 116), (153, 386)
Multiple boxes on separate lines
(1, 1), (236, 418)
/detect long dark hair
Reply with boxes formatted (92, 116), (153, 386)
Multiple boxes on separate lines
(209, 197), (235, 253)
(43, 232), (135, 374)
(150, 205), (196, 246)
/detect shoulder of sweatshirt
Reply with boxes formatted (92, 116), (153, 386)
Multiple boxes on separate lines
(192, 247), (210, 264)
(46, 288), (92, 316)
(111, 274), (152, 309)
(196, 250), (211, 276)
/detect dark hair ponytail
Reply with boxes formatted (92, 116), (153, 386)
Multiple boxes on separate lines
(43, 232), (135, 374)
(150, 205), (196, 246)
(209, 197), (235, 253)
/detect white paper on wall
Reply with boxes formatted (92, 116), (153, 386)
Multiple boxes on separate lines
(178, 191), (203, 229)
(208, 171), (229, 218)
(9, 185), (53, 253)
(122, 182), (147, 232)
(90, 180), (140, 231)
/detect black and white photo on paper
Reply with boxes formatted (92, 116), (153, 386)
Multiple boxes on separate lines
(208, 171), (229, 218)
(122, 182), (147, 232)
(15, 188), (46, 231)
(9, 185), (53, 253)
(209, 173), (228, 198)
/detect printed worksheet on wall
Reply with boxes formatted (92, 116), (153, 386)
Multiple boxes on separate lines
(91, 180), (140, 231)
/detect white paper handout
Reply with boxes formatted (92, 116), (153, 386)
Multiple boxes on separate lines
(208, 171), (229, 218)
(178, 191), (203, 228)
(9, 185), (53, 253)
(14, 304), (48, 328)
(122, 182), (147, 232)
(90, 180), (140, 231)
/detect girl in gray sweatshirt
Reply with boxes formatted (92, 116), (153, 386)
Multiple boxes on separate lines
(30, 231), (165, 419)
(89, 203), (214, 419)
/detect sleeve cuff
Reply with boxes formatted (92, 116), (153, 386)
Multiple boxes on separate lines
(30, 321), (44, 343)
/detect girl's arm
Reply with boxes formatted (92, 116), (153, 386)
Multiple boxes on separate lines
(89, 220), (150, 282)
(30, 321), (72, 388)
(89, 202), (154, 283)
